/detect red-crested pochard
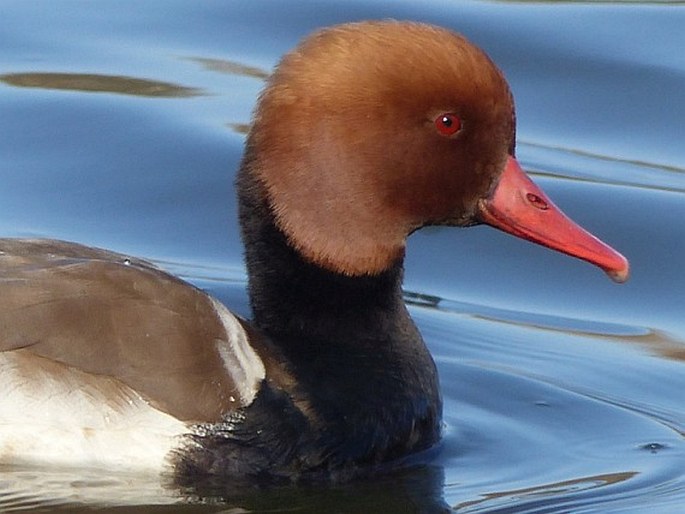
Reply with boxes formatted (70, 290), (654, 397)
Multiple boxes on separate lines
(0, 21), (628, 484)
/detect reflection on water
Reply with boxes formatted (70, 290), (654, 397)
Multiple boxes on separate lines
(518, 140), (685, 194)
(185, 57), (270, 80)
(0, 73), (201, 98)
(407, 289), (685, 363)
(0, 466), (180, 511)
(227, 122), (251, 135)
(454, 471), (636, 513)
(0, 463), (450, 513)
(406, 291), (647, 337)
(179, 464), (451, 514)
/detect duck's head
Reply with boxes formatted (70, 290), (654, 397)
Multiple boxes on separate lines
(244, 21), (628, 282)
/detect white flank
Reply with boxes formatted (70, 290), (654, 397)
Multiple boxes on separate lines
(210, 297), (266, 405)
(0, 352), (188, 473)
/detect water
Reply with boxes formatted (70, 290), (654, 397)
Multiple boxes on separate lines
(1, 0), (684, 512)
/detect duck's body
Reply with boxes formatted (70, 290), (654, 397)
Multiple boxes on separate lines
(0, 239), (260, 473)
(0, 234), (438, 481)
(0, 21), (628, 484)
(0, 179), (440, 481)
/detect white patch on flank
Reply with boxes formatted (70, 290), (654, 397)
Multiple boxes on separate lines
(209, 297), (265, 405)
(0, 352), (188, 474)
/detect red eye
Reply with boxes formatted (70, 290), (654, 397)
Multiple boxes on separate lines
(434, 113), (462, 136)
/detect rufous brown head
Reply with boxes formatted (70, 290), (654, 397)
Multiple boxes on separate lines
(244, 21), (628, 281)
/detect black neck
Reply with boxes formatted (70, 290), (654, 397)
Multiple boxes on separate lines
(237, 161), (409, 342)
(235, 157), (442, 469)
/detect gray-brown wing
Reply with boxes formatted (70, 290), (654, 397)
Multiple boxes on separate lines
(0, 238), (253, 422)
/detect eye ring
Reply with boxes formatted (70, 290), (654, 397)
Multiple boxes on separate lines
(434, 113), (462, 137)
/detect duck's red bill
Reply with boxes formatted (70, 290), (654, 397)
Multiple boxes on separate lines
(477, 156), (629, 283)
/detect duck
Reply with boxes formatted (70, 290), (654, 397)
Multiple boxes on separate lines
(0, 21), (629, 485)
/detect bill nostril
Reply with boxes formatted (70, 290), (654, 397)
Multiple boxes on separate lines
(526, 193), (548, 210)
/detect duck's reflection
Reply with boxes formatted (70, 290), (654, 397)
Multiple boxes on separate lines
(179, 463), (451, 514)
(0, 462), (451, 513)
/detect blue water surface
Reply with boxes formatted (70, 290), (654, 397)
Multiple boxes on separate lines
(1, 1), (684, 512)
